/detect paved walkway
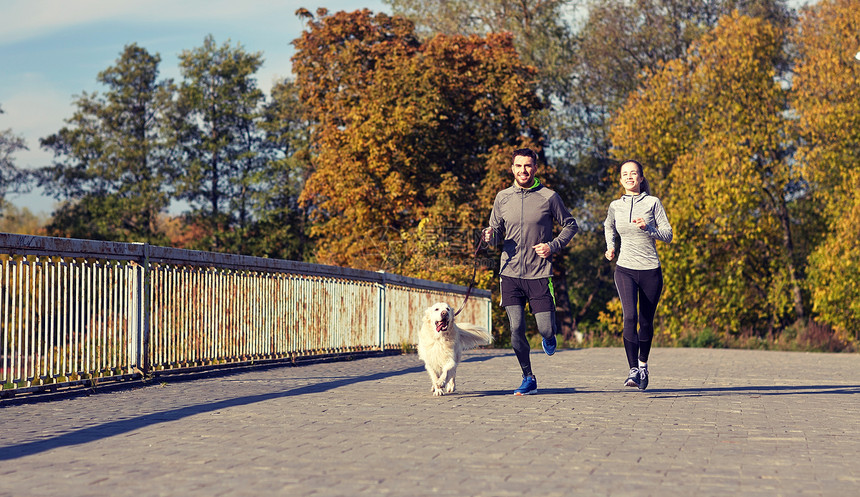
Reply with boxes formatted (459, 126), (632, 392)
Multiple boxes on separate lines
(1, 347), (858, 497)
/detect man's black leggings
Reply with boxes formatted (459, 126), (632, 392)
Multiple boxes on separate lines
(505, 305), (554, 377)
(614, 266), (663, 368)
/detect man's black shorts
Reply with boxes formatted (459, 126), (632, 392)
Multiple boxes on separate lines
(500, 275), (555, 313)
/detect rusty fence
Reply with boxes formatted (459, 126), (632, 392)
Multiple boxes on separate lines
(0, 233), (491, 395)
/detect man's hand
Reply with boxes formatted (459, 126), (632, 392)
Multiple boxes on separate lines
(532, 243), (551, 259)
(605, 248), (615, 260)
(632, 217), (647, 230)
(482, 227), (493, 243)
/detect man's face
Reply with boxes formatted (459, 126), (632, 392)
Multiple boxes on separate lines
(511, 155), (537, 188)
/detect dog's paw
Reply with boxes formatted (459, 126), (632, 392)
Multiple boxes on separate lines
(432, 386), (444, 396)
(445, 381), (456, 393)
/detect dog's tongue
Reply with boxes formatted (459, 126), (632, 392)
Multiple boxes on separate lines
(436, 321), (445, 332)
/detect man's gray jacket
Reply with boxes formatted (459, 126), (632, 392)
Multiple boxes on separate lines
(486, 179), (578, 279)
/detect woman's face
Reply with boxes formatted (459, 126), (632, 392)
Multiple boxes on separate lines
(619, 162), (643, 193)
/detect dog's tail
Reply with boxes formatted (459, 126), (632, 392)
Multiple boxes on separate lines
(456, 322), (493, 350)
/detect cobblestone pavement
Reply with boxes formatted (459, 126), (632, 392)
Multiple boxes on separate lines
(1, 347), (858, 497)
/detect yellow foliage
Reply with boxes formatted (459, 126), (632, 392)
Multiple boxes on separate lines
(793, 0), (860, 341)
(610, 11), (801, 335)
(792, 0), (860, 219)
(597, 297), (623, 335)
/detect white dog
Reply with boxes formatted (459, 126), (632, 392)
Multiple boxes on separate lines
(417, 302), (493, 396)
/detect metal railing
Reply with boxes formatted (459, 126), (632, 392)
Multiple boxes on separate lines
(0, 233), (492, 395)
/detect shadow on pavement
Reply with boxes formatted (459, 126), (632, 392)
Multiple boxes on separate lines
(461, 353), (511, 363)
(458, 387), (580, 397)
(460, 385), (859, 397)
(647, 385), (860, 397)
(0, 364), (425, 462)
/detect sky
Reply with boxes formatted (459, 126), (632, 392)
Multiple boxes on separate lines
(0, 0), (388, 217)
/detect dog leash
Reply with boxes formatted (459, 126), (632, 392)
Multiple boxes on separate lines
(453, 231), (487, 317)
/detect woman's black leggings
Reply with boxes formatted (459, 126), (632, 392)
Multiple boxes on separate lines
(614, 266), (663, 368)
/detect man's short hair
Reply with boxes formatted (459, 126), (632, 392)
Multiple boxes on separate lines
(512, 148), (538, 165)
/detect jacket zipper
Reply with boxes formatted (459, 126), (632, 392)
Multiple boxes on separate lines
(519, 188), (525, 277)
(628, 195), (634, 223)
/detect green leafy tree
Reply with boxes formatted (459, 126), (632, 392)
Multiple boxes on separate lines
(172, 35), (268, 253)
(37, 44), (174, 243)
(611, 11), (803, 338)
(792, 0), (860, 341)
(250, 79), (313, 260)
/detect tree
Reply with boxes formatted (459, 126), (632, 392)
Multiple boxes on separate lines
(292, 9), (544, 275)
(250, 79), (313, 260)
(37, 44), (174, 243)
(0, 204), (47, 235)
(384, 0), (578, 97)
(386, 0), (793, 161)
(384, 0), (585, 185)
(611, 11), (803, 337)
(791, 0), (860, 341)
(172, 35), (268, 253)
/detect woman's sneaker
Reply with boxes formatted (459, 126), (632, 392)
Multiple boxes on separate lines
(638, 365), (649, 391)
(624, 367), (640, 388)
(514, 375), (537, 395)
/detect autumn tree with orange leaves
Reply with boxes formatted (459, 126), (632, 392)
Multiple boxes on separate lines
(292, 8), (544, 282)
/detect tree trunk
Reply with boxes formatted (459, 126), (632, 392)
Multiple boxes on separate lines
(778, 195), (805, 320)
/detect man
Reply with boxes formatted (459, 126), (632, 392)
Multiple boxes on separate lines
(483, 148), (578, 395)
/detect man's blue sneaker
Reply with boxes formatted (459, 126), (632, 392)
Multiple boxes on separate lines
(542, 335), (557, 356)
(514, 375), (537, 395)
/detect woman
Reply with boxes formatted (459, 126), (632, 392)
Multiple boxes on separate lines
(604, 160), (673, 391)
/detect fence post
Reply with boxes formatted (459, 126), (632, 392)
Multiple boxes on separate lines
(377, 270), (386, 350)
(140, 243), (151, 376)
(486, 298), (493, 337)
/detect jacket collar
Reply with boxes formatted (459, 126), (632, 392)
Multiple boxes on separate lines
(513, 178), (541, 191)
(622, 191), (648, 202)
